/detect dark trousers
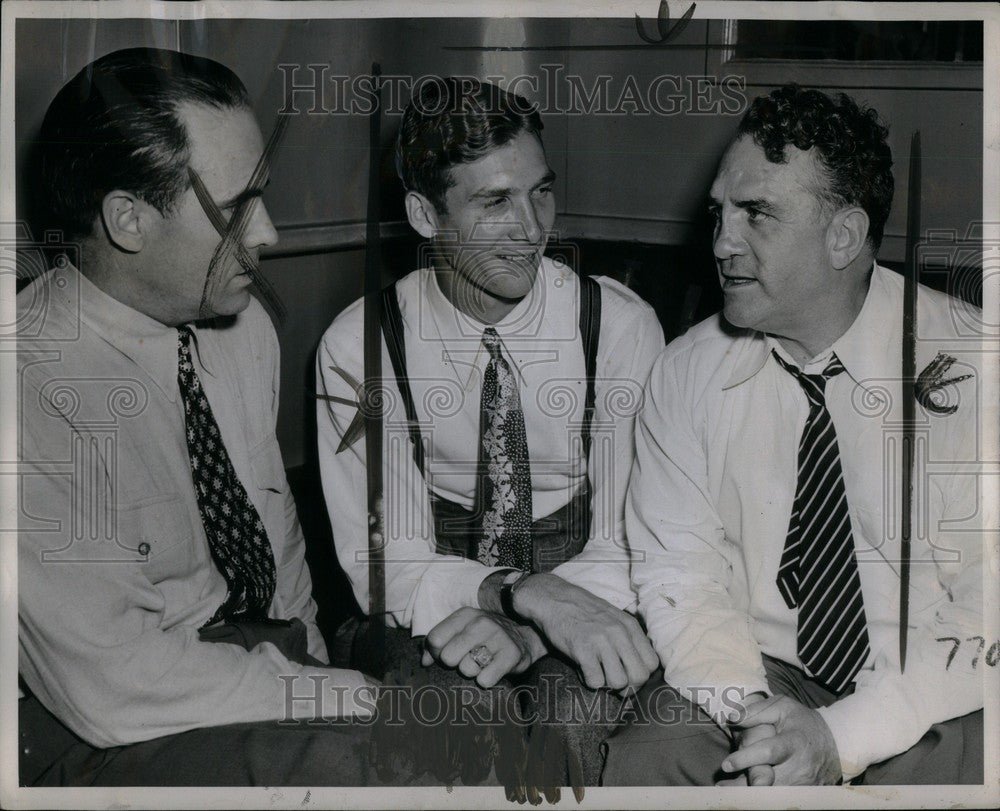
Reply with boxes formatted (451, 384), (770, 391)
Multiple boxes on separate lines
(602, 655), (984, 786)
(349, 622), (622, 788)
(342, 484), (618, 788)
(19, 619), (405, 787)
(20, 695), (390, 787)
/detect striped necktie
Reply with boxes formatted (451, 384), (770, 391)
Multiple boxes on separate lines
(476, 327), (533, 570)
(773, 350), (870, 693)
(178, 326), (276, 625)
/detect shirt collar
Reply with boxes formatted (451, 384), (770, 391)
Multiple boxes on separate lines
(419, 257), (555, 389)
(422, 256), (549, 341)
(54, 263), (217, 403)
(722, 263), (893, 403)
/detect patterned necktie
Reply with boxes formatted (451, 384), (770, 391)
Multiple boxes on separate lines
(773, 350), (870, 693)
(476, 327), (533, 570)
(177, 326), (276, 625)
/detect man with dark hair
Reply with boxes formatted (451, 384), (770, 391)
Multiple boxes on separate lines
(603, 85), (987, 786)
(18, 47), (383, 786)
(317, 77), (662, 782)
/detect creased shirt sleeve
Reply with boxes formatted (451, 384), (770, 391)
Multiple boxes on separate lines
(554, 286), (665, 611)
(254, 316), (328, 663)
(626, 346), (769, 721)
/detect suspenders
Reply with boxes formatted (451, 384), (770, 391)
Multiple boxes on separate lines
(380, 274), (602, 480)
(380, 285), (426, 476)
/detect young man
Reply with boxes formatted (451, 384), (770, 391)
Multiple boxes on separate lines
(605, 85), (988, 786)
(317, 78), (663, 781)
(18, 47), (381, 786)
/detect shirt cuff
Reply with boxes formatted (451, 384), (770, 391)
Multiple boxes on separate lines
(673, 674), (771, 728)
(815, 689), (920, 781)
(408, 561), (509, 637)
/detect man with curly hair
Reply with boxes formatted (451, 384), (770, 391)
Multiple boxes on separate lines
(603, 85), (987, 786)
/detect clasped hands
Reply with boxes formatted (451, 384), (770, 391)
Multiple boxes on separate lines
(717, 694), (842, 786)
(422, 573), (658, 691)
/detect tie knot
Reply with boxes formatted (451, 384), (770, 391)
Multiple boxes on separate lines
(177, 326), (195, 373)
(773, 350), (845, 405)
(482, 327), (502, 361)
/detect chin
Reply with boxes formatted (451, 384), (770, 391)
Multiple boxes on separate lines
(212, 290), (254, 318)
(487, 266), (538, 301)
(722, 300), (763, 331)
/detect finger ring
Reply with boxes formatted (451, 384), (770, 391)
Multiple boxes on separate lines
(469, 645), (494, 668)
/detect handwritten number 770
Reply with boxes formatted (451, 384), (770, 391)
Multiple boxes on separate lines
(937, 636), (1000, 669)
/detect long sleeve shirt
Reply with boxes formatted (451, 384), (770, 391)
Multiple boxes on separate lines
(627, 265), (992, 779)
(17, 264), (357, 748)
(317, 258), (665, 635)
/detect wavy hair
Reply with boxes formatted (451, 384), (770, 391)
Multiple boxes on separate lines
(737, 84), (894, 251)
(395, 77), (544, 213)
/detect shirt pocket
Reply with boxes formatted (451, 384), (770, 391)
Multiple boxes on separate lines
(118, 494), (198, 584)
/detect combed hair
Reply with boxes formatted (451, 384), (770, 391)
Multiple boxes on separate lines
(737, 84), (894, 251)
(39, 47), (250, 241)
(395, 77), (544, 213)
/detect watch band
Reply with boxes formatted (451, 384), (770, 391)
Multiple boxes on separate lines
(500, 570), (529, 620)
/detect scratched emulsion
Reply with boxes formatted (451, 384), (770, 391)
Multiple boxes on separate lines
(363, 663), (586, 803)
(192, 114), (290, 321)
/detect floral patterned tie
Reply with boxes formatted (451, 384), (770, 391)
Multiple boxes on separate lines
(177, 326), (276, 625)
(476, 327), (533, 570)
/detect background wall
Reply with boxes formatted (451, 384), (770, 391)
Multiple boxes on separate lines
(15, 15), (984, 469)
(14, 14), (984, 634)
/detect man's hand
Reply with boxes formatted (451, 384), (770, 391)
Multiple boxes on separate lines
(510, 573), (659, 690)
(422, 607), (546, 688)
(716, 692), (775, 786)
(721, 695), (842, 785)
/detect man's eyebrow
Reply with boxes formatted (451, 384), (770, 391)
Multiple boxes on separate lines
(218, 179), (270, 210)
(467, 169), (557, 201)
(533, 169), (557, 189)
(733, 197), (777, 213)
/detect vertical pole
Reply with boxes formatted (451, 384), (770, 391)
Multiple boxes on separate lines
(364, 64), (385, 675)
(900, 131), (920, 672)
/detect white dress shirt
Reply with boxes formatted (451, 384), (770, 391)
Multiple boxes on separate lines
(317, 257), (664, 635)
(627, 265), (991, 779)
(18, 265), (351, 748)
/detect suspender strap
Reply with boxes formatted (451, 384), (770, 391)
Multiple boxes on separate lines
(579, 275), (602, 461)
(380, 276), (602, 482)
(380, 285), (426, 476)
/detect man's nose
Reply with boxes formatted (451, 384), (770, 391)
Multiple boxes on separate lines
(245, 199), (279, 249)
(713, 210), (744, 260)
(509, 197), (543, 243)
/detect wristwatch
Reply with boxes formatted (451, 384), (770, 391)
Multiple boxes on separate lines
(499, 570), (531, 620)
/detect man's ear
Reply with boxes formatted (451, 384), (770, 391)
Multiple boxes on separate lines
(100, 191), (150, 253)
(827, 207), (870, 270)
(404, 191), (442, 239)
